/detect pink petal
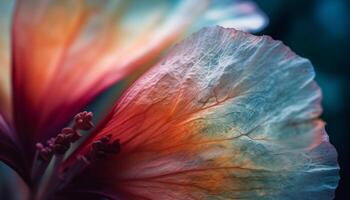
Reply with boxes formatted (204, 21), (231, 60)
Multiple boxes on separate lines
(67, 27), (338, 199)
(0, 113), (28, 183)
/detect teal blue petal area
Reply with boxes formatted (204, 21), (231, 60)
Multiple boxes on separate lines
(160, 27), (338, 199)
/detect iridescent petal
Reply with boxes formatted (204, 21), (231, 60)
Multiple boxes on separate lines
(68, 27), (338, 199)
(0, 0), (15, 121)
(11, 0), (267, 145)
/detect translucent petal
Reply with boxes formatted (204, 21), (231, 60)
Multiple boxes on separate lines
(11, 0), (267, 145)
(0, 0), (15, 121)
(88, 0), (268, 120)
(69, 27), (339, 199)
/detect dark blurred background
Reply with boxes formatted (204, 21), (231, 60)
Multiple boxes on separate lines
(255, 0), (349, 199)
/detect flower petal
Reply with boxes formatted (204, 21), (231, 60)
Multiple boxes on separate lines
(68, 27), (339, 199)
(0, 114), (28, 183)
(0, 0), (15, 121)
(11, 0), (267, 145)
(0, 162), (28, 199)
(88, 0), (268, 120)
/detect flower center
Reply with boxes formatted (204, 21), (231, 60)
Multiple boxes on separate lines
(35, 111), (94, 161)
(30, 111), (120, 200)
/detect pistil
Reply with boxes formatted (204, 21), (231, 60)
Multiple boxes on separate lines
(57, 134), (121, 191)
(31, 111), (94, 200)
(30, 111), (121, 200)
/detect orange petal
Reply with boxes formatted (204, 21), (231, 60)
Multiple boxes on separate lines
(11, 0), (267, 144)
(68, 27), (338, 199)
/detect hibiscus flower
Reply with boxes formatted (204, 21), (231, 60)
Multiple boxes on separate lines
(0, 1), (339, 200)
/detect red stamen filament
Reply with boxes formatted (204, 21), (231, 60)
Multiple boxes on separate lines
(30, 111), (120, 200)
